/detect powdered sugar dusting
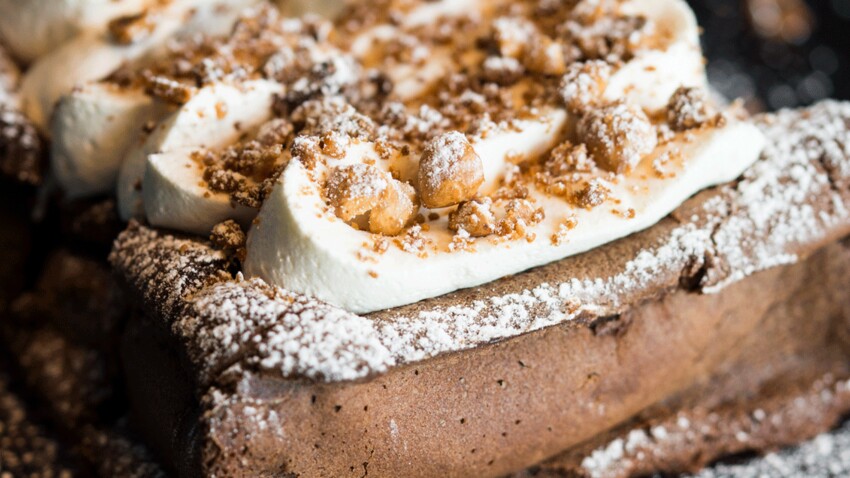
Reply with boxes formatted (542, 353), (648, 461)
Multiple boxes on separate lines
(703, 101), (850, 290)
(111, 102), (850, 383)
(693, 422), (850, 478)
(577, 374), (850, 478)
(188, 278), (394, 382)
(108, 220), (233, 340)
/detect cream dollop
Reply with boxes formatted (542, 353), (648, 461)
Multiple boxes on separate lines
(20, 0), (258, 131)
(118, 79), (282, 221)
(0, 0), (152, 63)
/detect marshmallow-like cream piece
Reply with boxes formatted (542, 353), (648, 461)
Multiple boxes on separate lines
(51, 84), (173, 198)
(0, 0), (151, 63)
(144, 149), (257, 235)
(118, 79), (283, 221)
(246, 120), (766, 313)
(20, 0), (258, 131)
(47, 0), (259, 198)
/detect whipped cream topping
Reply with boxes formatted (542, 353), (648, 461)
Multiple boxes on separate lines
(247, 117), (764, 312)
(51, 82), (174, 198)
(0, 0), (153, 63)
(22, 0), (259, 132)
(138, 80), (283, 232)
(243, 0), (763, 312)
(23, 0), (768, 313)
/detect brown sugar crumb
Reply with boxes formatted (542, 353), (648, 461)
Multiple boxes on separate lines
(652, 150), (679, 178)
(666, 87), (715, 131)
(108, 11), (155, 45)
(290, 136), (322, 169)
(578, 100), (657, 174)
(417, 131), (484, 209)
(256, 118), (294, 146)
(559, 60), (611, 113)
(496, 199), (545, 240)
(523, 34), (567, 76)
(142, 74), (195, 105)
(481, 56), (525, 85)
(394, 224), (431, 257)
(449, 198), (497, 237)
(210, 219), (247, 261)
(196, 119), (293, 209)
(610, 207), (636, 219)
(562, 8), (651, 62)
(545, 142), (596, 176)
(574, 178), (611, 209)
(221, 142), (284, 180)
(551, 216), (578, 246)
(215, 102), (228, 119)
(493, 17), (566, 76)
(448, 228), (476, 252)
(318, 131), (348, 159)
(204, 166), (247, 195)
(371, 237), (390, 254)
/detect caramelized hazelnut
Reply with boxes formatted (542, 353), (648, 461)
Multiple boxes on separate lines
(369, 180), (419, 236)
(666, 86), (714, 131)
(417, 131), (484, 209)
(326, 164), (418, 236)
(326, 164), (388, 221)
(578, 101), (657, 174)
(559, 60), (611, 113)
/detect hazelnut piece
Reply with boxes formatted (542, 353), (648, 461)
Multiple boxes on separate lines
(666, 86), (714, 131)
(326, 164), (418, 236)
(417, 131), (484, 209)
(578, 101), (657, 174)
(559, 60), (611, 113)
(369, 181), (419, 236)
(326, 164), (388, 221)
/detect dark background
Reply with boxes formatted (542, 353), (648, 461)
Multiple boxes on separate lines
(688, 0), (850, 111)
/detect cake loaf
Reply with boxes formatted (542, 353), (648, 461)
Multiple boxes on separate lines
(112, 101), (850, 477)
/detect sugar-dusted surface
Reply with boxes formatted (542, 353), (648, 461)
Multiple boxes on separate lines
(694, 420), (850, 478)
(571, 375), (850, 478)
(111, 101), (850, 384)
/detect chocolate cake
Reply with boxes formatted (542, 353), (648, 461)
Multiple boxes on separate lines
(111, 101), (850, 476)
(2, 0), (850, 475)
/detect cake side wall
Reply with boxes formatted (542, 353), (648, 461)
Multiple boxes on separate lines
(191, 240), (850, 477)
